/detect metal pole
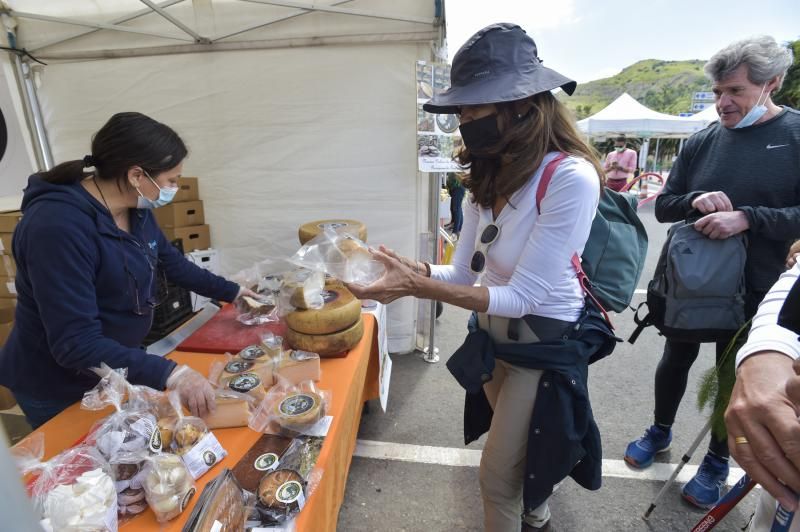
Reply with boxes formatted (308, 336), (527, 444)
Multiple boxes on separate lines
(18, 59), (53, 169)
(423, 172), (440, 363)
(643, 418), (712, 520)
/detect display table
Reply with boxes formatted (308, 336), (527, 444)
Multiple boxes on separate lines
(30, 314), (379, 532)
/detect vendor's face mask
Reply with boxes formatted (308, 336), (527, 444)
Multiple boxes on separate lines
(136, 171), (178, 209)
(459, 114), (501, 156)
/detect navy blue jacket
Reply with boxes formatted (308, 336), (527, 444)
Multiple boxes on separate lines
(450, 304), (617, 514)
(0, 176), (239, 402)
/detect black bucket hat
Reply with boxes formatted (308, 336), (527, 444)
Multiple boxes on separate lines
(423, 23), (577, 114)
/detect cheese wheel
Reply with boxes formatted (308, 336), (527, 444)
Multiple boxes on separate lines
(286, 285), (361, 335)
(286, 316), (364, 357)
(274, 391), (324, 430)
(298, 219), (367, 245)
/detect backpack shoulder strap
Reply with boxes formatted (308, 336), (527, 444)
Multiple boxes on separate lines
(535, 153), (614, 327)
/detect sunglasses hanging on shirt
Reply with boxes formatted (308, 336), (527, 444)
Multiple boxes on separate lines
(470, 223), (501, 274)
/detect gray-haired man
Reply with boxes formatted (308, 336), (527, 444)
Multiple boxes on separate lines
(625, 35), (800, 509)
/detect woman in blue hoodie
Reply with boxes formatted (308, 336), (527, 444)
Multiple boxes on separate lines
(0, 112), (248, 428)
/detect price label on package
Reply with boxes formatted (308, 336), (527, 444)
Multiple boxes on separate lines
(181, 432), (227, 479)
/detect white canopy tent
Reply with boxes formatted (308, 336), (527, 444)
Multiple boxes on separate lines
(0, 0), (446, 353)
(577, 92), (710, 139)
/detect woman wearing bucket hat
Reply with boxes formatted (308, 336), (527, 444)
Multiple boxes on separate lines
(348, 23), (612, 531)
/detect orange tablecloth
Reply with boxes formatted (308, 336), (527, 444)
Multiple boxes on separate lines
(32, 314), (379, 532)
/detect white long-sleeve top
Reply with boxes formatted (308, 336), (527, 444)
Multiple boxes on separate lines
(430, 152), (600, 321)
(736, 262), (800, 368)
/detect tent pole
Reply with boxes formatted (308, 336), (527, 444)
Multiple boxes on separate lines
(240, 0), (434, 25)
(34, 31), (440, 60)
(8, 28), (53, 170)
(422, 172), (440, 363)
(654, 138), (661, 173)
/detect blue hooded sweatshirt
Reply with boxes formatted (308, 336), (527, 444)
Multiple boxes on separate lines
(0, 175), (239, 403)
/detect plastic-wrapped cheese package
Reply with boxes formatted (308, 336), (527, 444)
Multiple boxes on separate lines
(141, 453), (196, 523)
(12, 434), (118, 532)
(234, 292), (279, 326)
(288, 226), (385, 285)
(278, 268), (325, 314)
(248, 377), (331, 437)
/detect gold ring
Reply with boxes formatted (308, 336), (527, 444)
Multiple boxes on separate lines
(734, 436), (749, 445)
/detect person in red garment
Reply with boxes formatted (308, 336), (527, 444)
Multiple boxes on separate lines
(603, 134), (638, 192)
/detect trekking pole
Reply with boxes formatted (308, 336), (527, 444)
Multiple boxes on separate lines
(690, 474), (756, 532)
(642, 418), (712, 520)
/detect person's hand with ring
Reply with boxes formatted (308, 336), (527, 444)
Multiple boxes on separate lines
(725, 352), (800, 510)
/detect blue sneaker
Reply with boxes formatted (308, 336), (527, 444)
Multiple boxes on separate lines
(624, 425), (672, 469)
(682, 453), (729, 509)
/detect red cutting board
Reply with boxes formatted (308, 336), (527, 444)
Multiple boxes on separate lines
(177, 303), (287, 354)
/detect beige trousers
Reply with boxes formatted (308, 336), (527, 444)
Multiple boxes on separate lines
(480, 359), (550, 532)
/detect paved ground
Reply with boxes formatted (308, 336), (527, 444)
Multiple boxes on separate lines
(338, 202), (761, 531)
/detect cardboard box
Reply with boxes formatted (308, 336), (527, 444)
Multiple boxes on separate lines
(0, 277), (16, 299)
(0, 232), (12, 255)
(0, 299), (15, 323)
(163, 225), (211, 252)
(154, 200), (205, 229)
(174, 177), (200, 203)
(0, 255), (15, 277)
(0, 211), (22, 233)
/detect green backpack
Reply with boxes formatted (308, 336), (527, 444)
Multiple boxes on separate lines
(537, 153), (648, 316)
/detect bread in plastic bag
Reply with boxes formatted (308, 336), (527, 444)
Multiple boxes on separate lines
(141, 453), (196, 523)
(181, 468), (253, 531)
(167, 392), (227, 479)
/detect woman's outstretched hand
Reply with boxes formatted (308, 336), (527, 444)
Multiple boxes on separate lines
(346, 246), (424, 304)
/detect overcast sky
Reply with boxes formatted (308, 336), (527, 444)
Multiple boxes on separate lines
(445, 0), (800, 83)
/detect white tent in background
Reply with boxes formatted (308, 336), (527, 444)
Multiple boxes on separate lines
(691, 104), (720, 124)
(577, 93), (709, 138)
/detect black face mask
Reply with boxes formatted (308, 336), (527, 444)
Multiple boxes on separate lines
(459, 114), (501, 156)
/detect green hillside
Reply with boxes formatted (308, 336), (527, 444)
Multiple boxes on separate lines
(561, 59), (711, 118)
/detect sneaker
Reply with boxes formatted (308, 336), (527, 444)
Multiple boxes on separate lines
(624, 425), (672, 469)
(682, 453), (729, 509)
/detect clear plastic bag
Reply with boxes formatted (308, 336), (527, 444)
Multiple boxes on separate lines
(288, 226), (385, 285)
(248, 377), (331, 437)
(167, 392), (227, 479)
(245, 437), (325, 527)
(278, 268), (325, 314)
(182, 468), (254, 531)
(235, 292), (279, 326)
(13, 434), (118, 532)
(141, 453), (196, 523)
(82, 366), (161, 459)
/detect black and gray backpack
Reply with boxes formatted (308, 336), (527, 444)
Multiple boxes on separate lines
(629, 219), (747, 344)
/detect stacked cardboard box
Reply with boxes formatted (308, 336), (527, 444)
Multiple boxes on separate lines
(0, 211), (21, 409)
(154, 177), (211, 252)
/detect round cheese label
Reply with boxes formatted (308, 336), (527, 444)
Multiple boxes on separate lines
(290, 350), (316, 362)
(203, 450), (217, 466)
(254, 452), (279, 472)
(149, 428), (163, 453)
(320, 290), (339, 304)
(180, 487), (196, 513)
(278, 393), (316, 417)
(317, 222), (347, 230)
(275, 480), (303, 504)
(240, 345), (267, 360)
(225, 360), (254, 374)
(229, 373), (261, 393)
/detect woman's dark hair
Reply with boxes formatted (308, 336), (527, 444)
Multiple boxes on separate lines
(39, 112), (188, 185)
(458, 91), (605, 208)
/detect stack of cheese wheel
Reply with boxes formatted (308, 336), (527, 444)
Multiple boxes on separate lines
(297, 219), (367, 245)
(285, 280), (363, 357)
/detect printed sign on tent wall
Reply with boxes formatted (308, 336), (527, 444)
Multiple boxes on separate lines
(416, 61), (462, 172)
